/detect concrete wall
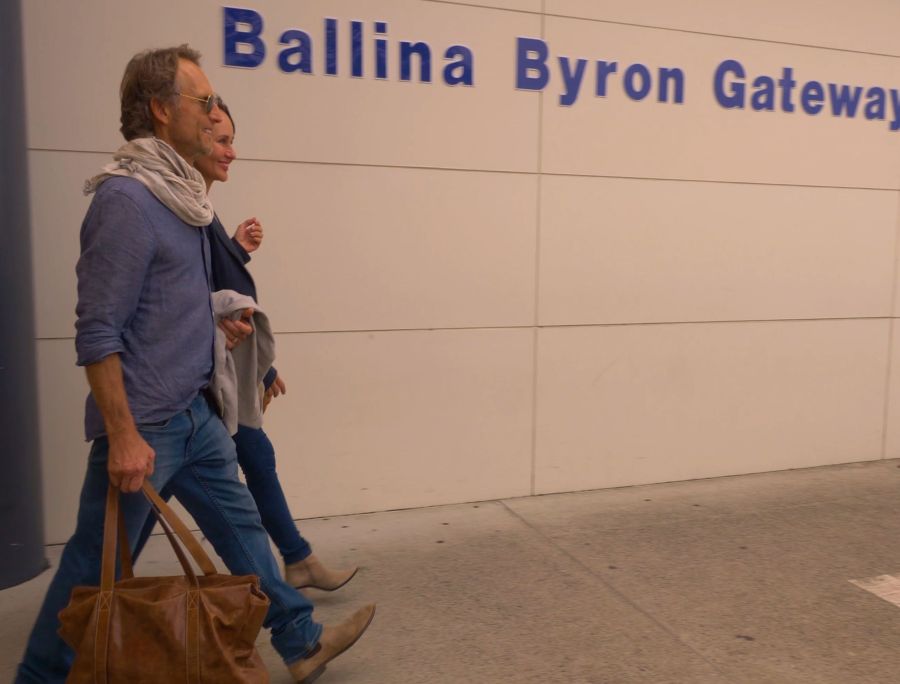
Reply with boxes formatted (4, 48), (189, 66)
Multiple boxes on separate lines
(23, 0), (900, 543)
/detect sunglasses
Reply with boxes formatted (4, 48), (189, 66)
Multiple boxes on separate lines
(176, 92), (222, 114)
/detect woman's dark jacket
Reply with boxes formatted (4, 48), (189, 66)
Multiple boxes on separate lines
(207, 214), (277, 389)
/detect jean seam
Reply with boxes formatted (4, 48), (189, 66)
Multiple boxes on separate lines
(189, 398), (320, 657)
(283, 623), (324, 664)
(186, 462), (300, 617)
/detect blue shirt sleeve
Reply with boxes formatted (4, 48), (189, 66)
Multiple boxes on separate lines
(75, 186), (156, 367)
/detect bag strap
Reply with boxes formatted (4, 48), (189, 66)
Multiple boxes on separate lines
(100, 485), (120, 592)
(149, 496), (205, 582)
(93, 486), (118, 684)
(141, 482), (218, 576)
(138, 483), (210, 683)
(101, 483), (218, 583)
(98, 483), (208, 684)
(117, 505), (134, 579)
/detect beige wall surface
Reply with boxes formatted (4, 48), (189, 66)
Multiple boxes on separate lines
(23, 0), (900, 542)
(540, 15), (900, 186)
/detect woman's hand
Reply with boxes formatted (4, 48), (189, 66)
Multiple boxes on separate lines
(234, 217), (263, 253)
(263, 374), (287, 411)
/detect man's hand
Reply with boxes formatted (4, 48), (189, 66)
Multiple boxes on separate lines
(107, 428), (155, 493)
(219, 308), (254, 350)
(263, 373), (287, 411)
(84, 354), (155, 493)
(234, 217), (263, 253)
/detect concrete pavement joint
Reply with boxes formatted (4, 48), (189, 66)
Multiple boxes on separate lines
(497, 498), (731, 678)
(849, 574), (900, 608)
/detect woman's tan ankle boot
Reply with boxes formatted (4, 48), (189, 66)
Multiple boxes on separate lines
(285, 554), (358, 591)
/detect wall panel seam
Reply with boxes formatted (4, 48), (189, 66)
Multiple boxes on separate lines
(35, 317), (900, 343)
(418, 0), (900, 59)
(879, 190), (900, 460)
(528, 0), (546, 498)
(26, 150), (900, 192)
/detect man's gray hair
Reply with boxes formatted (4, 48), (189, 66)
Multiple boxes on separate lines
(119, 44), (202, 141)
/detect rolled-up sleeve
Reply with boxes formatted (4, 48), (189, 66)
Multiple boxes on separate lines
(75, 187), (156, 367)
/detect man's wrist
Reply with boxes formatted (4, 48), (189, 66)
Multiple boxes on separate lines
(106, 421), (139, 440)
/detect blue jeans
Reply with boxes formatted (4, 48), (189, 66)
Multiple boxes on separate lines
(133, 425), (313, 564)
(16, 394), (322, 683)
(233, 425), (312, 565)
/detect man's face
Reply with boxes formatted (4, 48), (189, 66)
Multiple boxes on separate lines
(163, 59), (223, 162)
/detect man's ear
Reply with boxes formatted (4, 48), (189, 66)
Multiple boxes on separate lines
(149, 96), (173, 128)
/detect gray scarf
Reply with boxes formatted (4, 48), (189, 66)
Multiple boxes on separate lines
(84, 137), (213, 227)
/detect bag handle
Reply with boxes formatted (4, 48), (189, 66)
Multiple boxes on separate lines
(100, 482), (219, 594)
(141, 482), (218, 576)
(105, 486), (202, 588)
(139, 484), (207, 683)
(145, 500), (202, 585)
(98, 484), (209, 684)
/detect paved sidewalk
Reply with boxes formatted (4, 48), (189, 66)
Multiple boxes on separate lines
(4, 460), (900, 683)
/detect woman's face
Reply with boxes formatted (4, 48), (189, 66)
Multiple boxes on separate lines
(195, 115), (236, 187)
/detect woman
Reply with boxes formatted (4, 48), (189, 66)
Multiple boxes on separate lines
(138, 101), (357, 592)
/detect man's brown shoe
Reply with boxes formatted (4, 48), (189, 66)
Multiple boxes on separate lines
(288, 603), (376, 683)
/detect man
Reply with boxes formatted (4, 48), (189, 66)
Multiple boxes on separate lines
(15, 45), (374, 683)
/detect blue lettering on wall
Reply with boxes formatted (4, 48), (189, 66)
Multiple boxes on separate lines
(516, 39), (683, 107)
(221, 10), (900, 132)
(595, 61), (618, 97)
(751, 76), (775, 111)
(444, 46), (474, 86)
(278, 30), (312, 73)
(890, 92), (900, 131)
(516, 37), (549, 91)
(400, 42), (432, 82)
(800, 81), (824, 115)
(225, 11), (469, 86)
(778, 67), (796, 113)
(224, 7), (266, 68)
(623, 63), (652, 101)
(351, 20), (364, 78)
(325, 18), (338, 76)
(714, 60), (745, 109)
(559, 57), (587, 106)
(865, 87), (886, 121)
(658, 67), (685, 103)
(375, 22), (388, 79)
(830, 84), (863, 117)
(710, 59), (900, 130)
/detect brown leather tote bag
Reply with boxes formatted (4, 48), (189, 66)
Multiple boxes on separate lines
(58, 482), (270, 683)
